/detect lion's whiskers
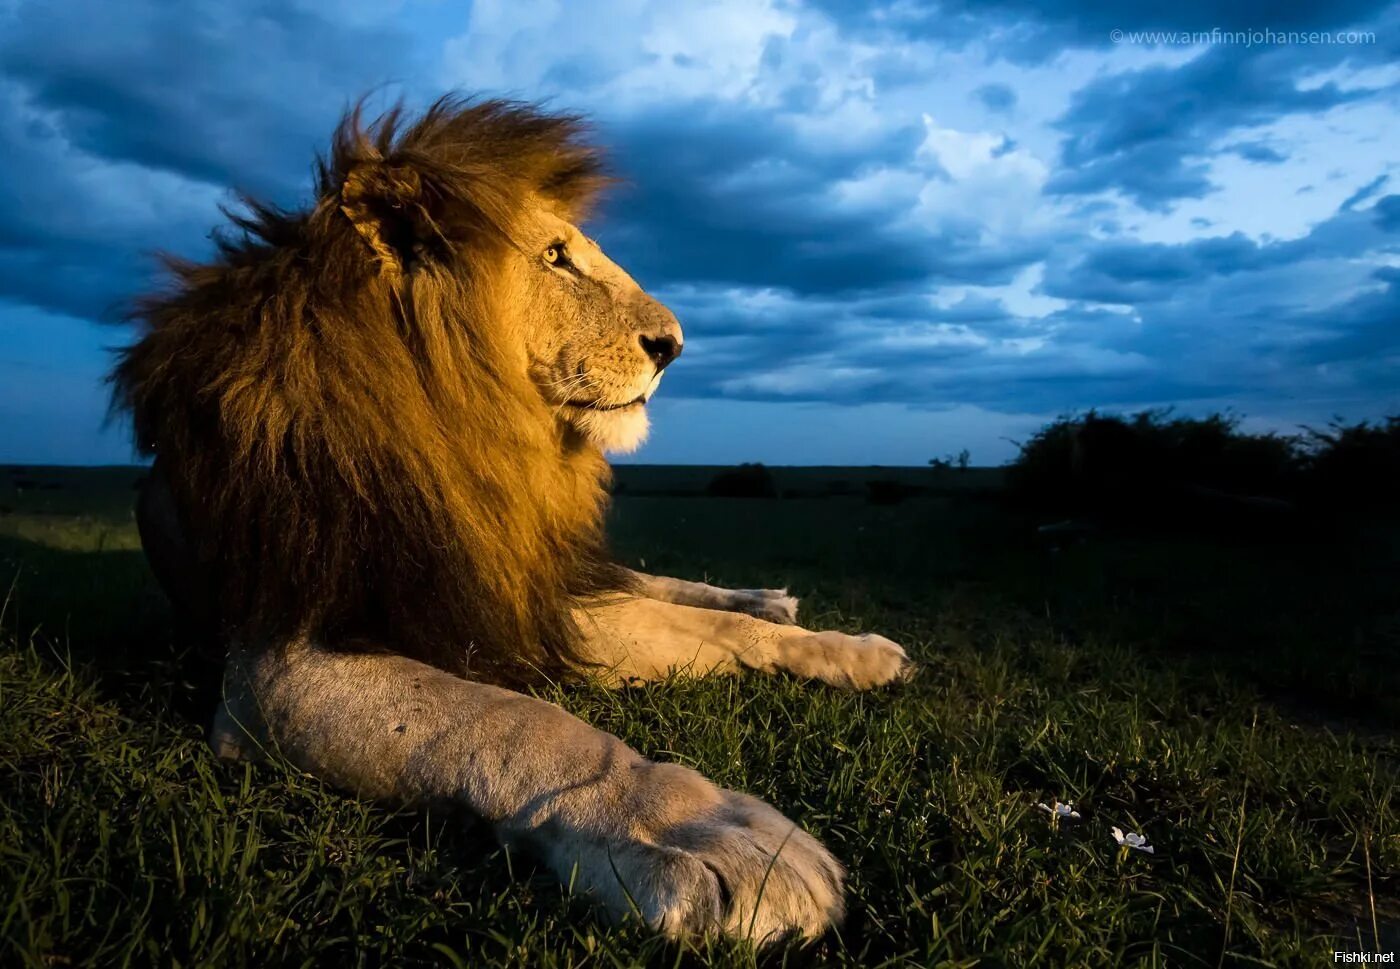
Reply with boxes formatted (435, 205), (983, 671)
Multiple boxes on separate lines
(547, 371), (595, 420)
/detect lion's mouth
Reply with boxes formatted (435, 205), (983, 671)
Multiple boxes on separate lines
(564, 395), (647, 412)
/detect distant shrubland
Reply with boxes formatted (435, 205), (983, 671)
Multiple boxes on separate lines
(704, 462), (779, 498)
(1007, 409), (1400, 520)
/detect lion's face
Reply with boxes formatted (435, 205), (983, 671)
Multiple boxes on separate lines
(502, 206), (683, 454)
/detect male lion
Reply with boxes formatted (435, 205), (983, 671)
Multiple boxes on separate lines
(113, 97), (911, 944)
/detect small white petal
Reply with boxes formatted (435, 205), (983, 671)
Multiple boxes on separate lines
(1111, 827), (1154, 853)
(1039, 799), (1082, 821)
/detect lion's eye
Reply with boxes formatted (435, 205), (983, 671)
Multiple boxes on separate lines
(544, 243), (570, 267)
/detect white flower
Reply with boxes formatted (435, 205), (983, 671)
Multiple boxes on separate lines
(1037, 799), (1081, 821)
(1111, 827), (1155, 853)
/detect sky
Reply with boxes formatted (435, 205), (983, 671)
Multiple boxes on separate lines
(0, 0), (1397, 467)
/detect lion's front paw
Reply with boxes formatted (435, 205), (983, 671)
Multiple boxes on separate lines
(540, 768), (844, 944)
(779, 631), (915, 689)
(674, 788), (845, 942)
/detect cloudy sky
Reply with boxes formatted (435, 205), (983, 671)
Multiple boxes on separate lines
(1, 0), (1397, 466)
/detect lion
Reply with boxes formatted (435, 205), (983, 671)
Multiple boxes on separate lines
(112, 96), (912, 945)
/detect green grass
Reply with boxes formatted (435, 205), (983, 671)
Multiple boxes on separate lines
(1, 466), (1397, 967)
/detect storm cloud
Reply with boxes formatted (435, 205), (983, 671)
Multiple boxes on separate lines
(1, 0), (1397, 464)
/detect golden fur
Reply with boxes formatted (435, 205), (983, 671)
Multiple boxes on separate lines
(112, 97), (639, 686)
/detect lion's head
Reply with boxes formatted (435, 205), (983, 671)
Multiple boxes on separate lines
(506, 204), (682, 454)
(112, 97), (673, 684)
(336, 99), (683, 455)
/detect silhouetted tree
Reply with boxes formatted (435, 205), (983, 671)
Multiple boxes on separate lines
(705, 463), (779, 498)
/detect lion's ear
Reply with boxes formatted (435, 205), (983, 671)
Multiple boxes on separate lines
(340, 163), (428, 276)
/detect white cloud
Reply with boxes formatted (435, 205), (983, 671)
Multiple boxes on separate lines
(439, 0), (796, 111)
(914, 114), (1054, 239)
(932, 264), (1071, 319)
(1135, 99), (1400, 244)
(719, 360), (884, 396)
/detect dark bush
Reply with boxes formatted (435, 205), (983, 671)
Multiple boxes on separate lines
(1302, 417), (1400, 511)
(1007, 410), (1303, 517)
(1006, 415), (1083, 511)
(705, 462), (779, 498)
(1009, 408), (1400, 523)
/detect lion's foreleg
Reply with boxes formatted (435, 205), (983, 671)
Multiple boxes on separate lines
(575, 596), (912, 689)
(216, 641), (844, 942)
(628, 570), (799, 624)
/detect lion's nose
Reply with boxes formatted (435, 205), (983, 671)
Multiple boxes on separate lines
(639, 332), (682, 371)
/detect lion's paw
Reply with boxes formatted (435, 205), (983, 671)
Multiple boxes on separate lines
(671, 788), (845, 942)
(780, 631), (915, 690)
(540, 777), (844, 944)
(733, 589), (800, 625)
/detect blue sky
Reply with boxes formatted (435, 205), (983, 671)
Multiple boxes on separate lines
(1, 0), (1397, 466)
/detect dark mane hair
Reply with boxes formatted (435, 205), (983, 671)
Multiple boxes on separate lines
(111, 96), (630, 686)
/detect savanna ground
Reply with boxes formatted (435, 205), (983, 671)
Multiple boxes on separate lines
(1, 464), (1397, 967)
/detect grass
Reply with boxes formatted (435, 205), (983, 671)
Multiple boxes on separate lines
(1, 465), (1397, 967)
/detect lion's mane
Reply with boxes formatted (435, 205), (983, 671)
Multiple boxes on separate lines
(112, 97), (631, 686)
